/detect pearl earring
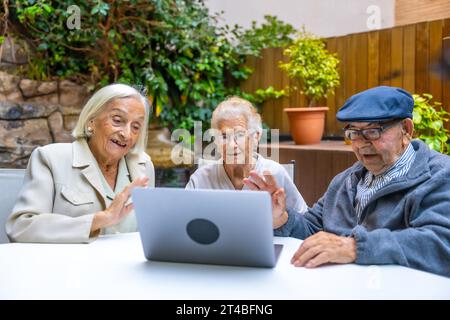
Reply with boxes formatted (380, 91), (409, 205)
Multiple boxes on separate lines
(87, 127), (93, 133)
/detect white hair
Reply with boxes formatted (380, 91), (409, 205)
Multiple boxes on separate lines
(211, 96), (262, 135)
(72, 83), (150, 155)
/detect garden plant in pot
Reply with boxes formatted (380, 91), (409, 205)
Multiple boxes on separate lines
(280, 29), (340, 144)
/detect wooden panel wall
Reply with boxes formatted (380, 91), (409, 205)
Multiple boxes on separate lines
(396, 0), (450, 26)
(241, 18), (450, 136)
(259, 143), (357, 206)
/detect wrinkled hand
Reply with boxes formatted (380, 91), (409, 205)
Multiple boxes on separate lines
(91, 177), (149, 233)
(243, 170), (279, 194)
(243, 171), (287, 228)
(272, 188), (288, 229)
(291, 231), (356, 268)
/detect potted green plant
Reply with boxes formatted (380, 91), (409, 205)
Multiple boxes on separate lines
(412, 93), (450, 155)
(279, 29), (340, 144)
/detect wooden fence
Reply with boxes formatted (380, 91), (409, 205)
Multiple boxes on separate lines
(240, 18), (450, 136)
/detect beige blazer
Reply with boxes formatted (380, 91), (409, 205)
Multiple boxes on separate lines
(6, 139), (155, 243)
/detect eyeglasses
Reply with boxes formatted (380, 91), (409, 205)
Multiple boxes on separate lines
(344, 119), (402, 141)
(218, 131), (254, 145)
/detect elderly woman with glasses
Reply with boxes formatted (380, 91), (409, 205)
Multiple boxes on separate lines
(186, 96), (307, 214)
(6, 84), (154, 243)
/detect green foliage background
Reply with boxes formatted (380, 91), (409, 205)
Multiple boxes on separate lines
(2, 0), (295, 131)
(413, 93), (450, 155)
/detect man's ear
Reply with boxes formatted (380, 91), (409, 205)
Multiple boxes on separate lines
(403, 118), (414, 137)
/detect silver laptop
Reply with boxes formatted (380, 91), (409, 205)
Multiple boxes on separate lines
(132, 188), (282, 268)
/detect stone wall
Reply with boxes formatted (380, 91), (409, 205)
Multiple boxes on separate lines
(0, 71), (90, 168)
(0, 37), (188, 170)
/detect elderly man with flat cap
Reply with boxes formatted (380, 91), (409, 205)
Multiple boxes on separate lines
(244, 86), (450, 277)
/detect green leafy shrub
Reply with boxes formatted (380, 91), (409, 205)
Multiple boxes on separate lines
(279, 28), (340, 106)
(412, 93), (450, 155)
(2, 0), (295, 131)
(235, 15), (295, 57)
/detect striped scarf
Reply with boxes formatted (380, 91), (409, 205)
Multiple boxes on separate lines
(355, 143), (416, 219)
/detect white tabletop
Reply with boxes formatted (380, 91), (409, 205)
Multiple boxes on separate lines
(0, 232), (449, 300)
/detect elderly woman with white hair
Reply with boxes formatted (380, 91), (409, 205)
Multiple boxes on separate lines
(186, 96), (307, 214)
(6, 83), (154, 243)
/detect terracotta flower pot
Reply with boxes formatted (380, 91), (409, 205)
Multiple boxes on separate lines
(284, 107), (329, 145)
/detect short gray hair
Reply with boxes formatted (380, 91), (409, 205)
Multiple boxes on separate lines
(211, 96), (262, 135)
(72, 83), (150, 155)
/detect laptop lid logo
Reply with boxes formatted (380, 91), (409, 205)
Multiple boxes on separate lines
(186, 218), (220, 245)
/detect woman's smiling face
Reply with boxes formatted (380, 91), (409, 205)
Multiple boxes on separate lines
(218, 117), (257, 165)
(88, 97), (145, 165)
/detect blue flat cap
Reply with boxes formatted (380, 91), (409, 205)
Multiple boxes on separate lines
(336, 86), (414, 122)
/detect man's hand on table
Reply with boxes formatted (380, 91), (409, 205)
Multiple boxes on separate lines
(291, 231), (357, 268)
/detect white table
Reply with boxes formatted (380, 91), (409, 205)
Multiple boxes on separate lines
(0, 232), (449, 299)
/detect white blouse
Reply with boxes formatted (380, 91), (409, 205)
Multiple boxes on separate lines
(93, 157), (137, 234)
(186, 154), (308, 214)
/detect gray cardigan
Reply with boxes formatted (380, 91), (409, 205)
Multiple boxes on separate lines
(275, 140), (450, 277)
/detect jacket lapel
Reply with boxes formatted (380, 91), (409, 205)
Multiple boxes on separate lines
(72, 140), (149, 205)
(72, 139), (107, 206)
(354, 140), (430, 223)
